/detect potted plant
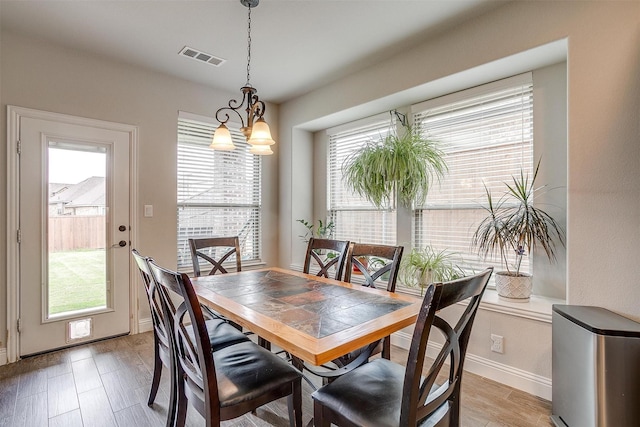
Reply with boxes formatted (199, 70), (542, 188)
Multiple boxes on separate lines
(399, 246), (465, 295)
(472, 161), (565, 301)
(342, 125), (447, 209)
(296, 219), (335, 243)
(296, 218), (338, 265)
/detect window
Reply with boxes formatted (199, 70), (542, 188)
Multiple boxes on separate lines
(327, 115), (397, 245)
(177, 112), (261, 270)
(411, 74), (534, 276)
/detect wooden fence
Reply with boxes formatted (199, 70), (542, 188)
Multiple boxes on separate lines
(48, 216), (105, 252)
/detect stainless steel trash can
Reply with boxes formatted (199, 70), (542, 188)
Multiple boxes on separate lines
(551, 305), (640, 427)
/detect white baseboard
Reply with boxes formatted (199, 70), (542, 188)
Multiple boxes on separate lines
(0, 348), (7, 366)
(390, 331), (551, 400)
(138, 317), (154, 333)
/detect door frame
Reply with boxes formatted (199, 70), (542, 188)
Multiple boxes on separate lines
(6, 105), (139, 363)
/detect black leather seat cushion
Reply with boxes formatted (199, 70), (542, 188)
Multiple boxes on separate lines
(186, 318), (250, 351)
(312, 358), (450, 427)
(189, 340), (301, 407)
(313, 358), (405, 427)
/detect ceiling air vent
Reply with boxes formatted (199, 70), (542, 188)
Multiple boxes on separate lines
(179, 46), (226, 67)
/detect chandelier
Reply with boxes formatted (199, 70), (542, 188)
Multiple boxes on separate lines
(210, 0), (275, 155)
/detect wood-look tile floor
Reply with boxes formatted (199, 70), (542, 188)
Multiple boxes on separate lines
(0, 332), (552, 426)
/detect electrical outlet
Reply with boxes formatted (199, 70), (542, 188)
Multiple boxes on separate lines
(491, 334), (504, 353)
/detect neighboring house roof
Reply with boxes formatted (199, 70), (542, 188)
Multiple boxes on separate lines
(49, 176), (105, 208)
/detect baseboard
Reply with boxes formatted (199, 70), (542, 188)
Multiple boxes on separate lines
(0, 348), (7, 366)
(138, 317), (154, 333)
(390, 331), (552, 400)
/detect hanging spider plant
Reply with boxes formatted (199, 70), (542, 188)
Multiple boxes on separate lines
(342, 125), (447, 209)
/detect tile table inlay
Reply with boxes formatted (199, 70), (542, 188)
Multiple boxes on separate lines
(195, 270), (411, 338)
(192, 267), (422, 365)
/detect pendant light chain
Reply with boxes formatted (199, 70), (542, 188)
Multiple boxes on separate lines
(246, 5), (252, 87)
(211, 0), (274, 154)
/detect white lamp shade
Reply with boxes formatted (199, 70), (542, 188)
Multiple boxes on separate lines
(247, 118), (275, 146)
(249, 144), (273, 155)
(210, 124), (236, 150)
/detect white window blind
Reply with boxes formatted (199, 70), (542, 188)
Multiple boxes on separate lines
(328, 116), (397, 245)
(411, 74), (533, 276)
(177, 113), (261, 270)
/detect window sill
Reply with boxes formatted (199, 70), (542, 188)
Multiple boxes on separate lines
(289, 263), (562, 323)
(473, 289), (564, 323)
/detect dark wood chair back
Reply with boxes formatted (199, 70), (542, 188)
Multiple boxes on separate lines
(311, 267), (493, 427)
(189, 236), (241, 276)
(303, 237), (350, 280)
(340, 243), (404, 361)
(147, 260), (303, 427)
(132, 250), (171, 353)
(131, 249), (173, 408)
(344, 243), (404, 291)
(402, 267), (494, 426)
(147, 260), (216, 425)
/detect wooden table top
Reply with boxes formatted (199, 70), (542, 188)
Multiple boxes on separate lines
(191, 267), (423, 366)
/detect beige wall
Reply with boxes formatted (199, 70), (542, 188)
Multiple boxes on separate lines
(0, 31), (280, 346)
(279, 0), (640, 396)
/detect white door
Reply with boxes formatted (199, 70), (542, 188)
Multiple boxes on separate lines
(18, 116), (131, 356)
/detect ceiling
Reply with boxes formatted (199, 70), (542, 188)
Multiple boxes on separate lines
(0, 0), (505, 104)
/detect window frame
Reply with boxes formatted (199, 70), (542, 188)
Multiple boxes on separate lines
(176, 111), (262, 272)
(326, 113), (398, 246)
(407, 73), (534, 289)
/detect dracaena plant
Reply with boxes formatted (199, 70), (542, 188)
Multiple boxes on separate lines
(472, 160), (565, 276)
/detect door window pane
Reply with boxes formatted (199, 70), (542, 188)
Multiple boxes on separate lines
(48, 143), (108, 316)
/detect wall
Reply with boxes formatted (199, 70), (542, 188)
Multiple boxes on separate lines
(279, 1), (640, 397)
(532, 62), (568, 299)
(0, 31), (280, 350)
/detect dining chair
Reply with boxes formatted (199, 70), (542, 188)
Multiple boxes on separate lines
(344, 243), (404, 292)
(303, 237), (350, 280)
(312, 267), (493, 427)
(189, 236), (242, 276)
(342, 243), (404, 359)
(188, 235), (267, 345)
(148, 259), (303, 427)
(300, 243), (404, 383)
(131, 249), (173, 411)
(132, 249), (251, 427)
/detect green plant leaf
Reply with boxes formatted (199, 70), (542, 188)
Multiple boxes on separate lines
(342, 126), (447, 209)
(399, 245), (465, 290)
(472, 159), (565, 274)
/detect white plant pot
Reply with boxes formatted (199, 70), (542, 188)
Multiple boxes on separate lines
(418, 269), (433, 287)
(495, 272), (532, 302)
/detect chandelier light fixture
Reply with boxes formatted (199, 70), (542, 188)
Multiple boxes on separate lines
(210, 0), (275, 155)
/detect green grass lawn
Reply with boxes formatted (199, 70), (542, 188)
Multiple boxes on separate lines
(48, 249), (107, 315)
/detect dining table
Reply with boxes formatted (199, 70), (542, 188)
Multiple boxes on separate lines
(190, 267), (423, 366)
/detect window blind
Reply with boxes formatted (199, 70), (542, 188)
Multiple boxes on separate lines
(410, 75), (534, 278)
(177, 114), (261, 270)
(327, 115), (397, 245)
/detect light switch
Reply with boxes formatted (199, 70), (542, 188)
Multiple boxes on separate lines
(144, 204), (153, 217)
